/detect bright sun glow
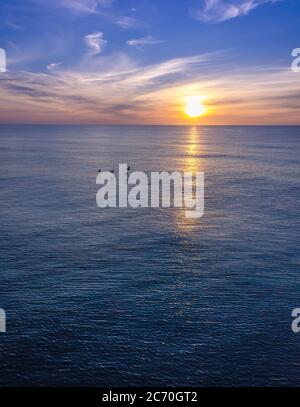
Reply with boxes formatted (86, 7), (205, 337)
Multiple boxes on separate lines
(184, 96), (207, 118)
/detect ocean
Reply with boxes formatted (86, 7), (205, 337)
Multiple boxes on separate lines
(0, 125), (299, 386)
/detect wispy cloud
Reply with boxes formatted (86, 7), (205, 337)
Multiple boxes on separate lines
(60, 0), (113, 14)
(84, 32), (107, 55)
(47, 62), (62, 71)
(1, 50), (299, 125)
(193, 0), (278, 22)
(127, 36), (166, 47)
(0, 53), (214, 123)
(30, 1), (142, 31)
(116, 16), (141, 29)
(5, 20), (23, 30)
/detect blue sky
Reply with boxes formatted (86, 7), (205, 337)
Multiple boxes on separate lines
(0, 0), (299, 124)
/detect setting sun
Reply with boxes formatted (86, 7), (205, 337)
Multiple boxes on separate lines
(184, 96), (207, 118)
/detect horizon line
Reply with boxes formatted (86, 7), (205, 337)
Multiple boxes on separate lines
(0, 123), (300, 127)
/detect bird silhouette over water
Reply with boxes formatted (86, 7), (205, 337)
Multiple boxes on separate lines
(97, 167), (131, 174)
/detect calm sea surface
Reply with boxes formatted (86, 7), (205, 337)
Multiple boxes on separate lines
(0, 125), (299, 386)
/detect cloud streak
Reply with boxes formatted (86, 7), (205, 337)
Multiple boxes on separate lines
(127, 36), (166, 47)
(60, 0), (113, 14)
(47, 62), (62, 71)
(1, 50), (299, 125)
(116, 16), (141, 29)
(194, 0), (279, 22)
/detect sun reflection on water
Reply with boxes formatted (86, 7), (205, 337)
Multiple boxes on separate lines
(175, 126), (203, 233)
(185, 126), (201, 172)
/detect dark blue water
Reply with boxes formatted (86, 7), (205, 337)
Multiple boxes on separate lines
(0, 125), (299, 386)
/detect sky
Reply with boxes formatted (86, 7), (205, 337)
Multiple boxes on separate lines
(0, 0), (299, 125)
